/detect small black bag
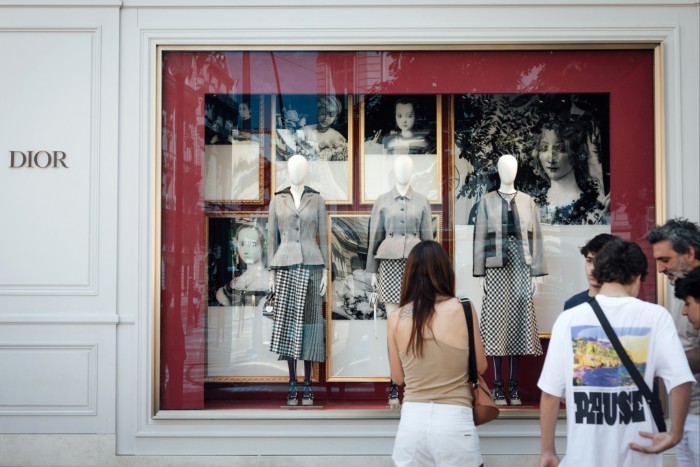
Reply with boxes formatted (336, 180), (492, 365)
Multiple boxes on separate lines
(262, 291), (275, 319)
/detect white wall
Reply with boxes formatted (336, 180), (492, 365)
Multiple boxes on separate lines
(0, 0), (698, 463)
(0, 3), (120, 436)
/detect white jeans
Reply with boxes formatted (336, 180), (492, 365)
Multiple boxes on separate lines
(392, 401), (484, 467)
(676, 413), (700, 467)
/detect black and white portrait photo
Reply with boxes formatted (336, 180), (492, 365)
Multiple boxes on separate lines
(361, 94), (441, 203)
(272, 94), (352, 203)
(453, 93), (610, 226)
(205, 214), (288, 382)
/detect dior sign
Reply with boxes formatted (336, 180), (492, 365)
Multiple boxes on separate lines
(9, 150), (68, 168)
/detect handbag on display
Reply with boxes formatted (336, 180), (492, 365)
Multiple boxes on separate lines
(588, 297), (667, 432)
(460, 298), (500, 426)
(262, 291), (275, 319)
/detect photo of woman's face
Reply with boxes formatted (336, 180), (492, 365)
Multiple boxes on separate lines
(316, 102), (339, 131)
(236, 228), (262, 265)
(538, 128), (573, 181)
(239, 103), (251, 120)
(395, 102), (416, 133)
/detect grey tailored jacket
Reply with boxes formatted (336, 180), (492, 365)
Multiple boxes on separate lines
(268, 186), (328, 269)
(473, 190), (547, 277)
(366, 186), (433, 273)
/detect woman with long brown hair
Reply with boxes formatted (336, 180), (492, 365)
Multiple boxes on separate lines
(388, 240), (487, 466)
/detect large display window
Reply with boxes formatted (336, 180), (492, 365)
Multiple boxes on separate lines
(157, 48), (657, 411)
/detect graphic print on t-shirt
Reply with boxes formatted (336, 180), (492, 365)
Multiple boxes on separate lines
(570, 325), (651, 426)
(571, 325), (650, 387)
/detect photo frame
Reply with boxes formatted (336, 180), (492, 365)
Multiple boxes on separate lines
(326, 212), (441, 381)
(205, 212), (290, 382)
(203, 94), (265, 204)
(451, 93), (612, 334)
(271, 94), (353, 204)
(360, 94), (442, 204)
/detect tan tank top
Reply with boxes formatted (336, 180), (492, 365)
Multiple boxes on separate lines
(399, 334), (473, 408)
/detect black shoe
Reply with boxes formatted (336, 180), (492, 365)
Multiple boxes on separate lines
(493, 380), (507, 406)
(302, 380), (314, 406)
(508, 379), (522, 406)
(287, 380), (298, 406)
(388, 383), (400, 409)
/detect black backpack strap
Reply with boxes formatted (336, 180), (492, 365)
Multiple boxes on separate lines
(460, 297), (478, 387)
(588, 297), (666, 432)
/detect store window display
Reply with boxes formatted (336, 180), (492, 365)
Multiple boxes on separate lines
(473, 154), (548, 406)
(267, 154), (328, 406)
(367, 154), (434, 408)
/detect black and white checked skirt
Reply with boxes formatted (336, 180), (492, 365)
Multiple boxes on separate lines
(378, 258), (406, 304)
(479, 236), (542, 357)
(269, 265), (325, 362)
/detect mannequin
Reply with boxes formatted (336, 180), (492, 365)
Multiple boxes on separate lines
(366, 154), (433, 408)
(267, 154), (328, 406)
(473, 154), (547, 406)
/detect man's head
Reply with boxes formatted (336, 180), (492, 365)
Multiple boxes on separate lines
(673, 267), (700, 330)
(646, 218), (700, 284)
(593, 238), (648, 296)
(580, 234), (617, 290)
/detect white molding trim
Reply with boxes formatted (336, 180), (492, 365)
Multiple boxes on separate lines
(0, 343), (98, 416)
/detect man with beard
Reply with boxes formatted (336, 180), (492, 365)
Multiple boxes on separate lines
(647, 218), (700, 467)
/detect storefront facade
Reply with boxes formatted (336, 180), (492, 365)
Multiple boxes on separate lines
(1, 1), (698, 465)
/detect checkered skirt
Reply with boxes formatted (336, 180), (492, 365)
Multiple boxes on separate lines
(269, 266), (326, 362)
(479, 236), (542, 357)
(378, 258), (406, 304)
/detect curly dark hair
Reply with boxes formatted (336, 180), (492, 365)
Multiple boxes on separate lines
(593, 238), (648, 286)
(646, 218), (700, 260)
(531, 117), (602, 203)
(580, 233), (617, 257)
(674, 266), (700, 301)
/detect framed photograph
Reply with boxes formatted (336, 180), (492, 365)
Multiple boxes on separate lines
(451, 93), (612, 334)
(326, 212), (441, 381)
(203, 94), (265, 204)
(271, 94), (353, 204)
(205, 212), (290, 382)
(360, 94), (442, 204)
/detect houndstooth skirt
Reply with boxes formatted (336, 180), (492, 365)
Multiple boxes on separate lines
(378, 258), (406, 304)
(479, 236), (542, 357)
(269, 265), (326, 362)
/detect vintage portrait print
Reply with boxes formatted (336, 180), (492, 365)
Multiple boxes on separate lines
(271, 94), (353, 204)
(203, 94), (265, 203)
(327, 213), (441, 381)
(361, 94), (441, 204)
(205, 213), (288, 382)
(452, 93), (611, 333)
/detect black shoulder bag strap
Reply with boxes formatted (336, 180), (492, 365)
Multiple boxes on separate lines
(460, 298), (478, 387)
(587, 297), (666, 432)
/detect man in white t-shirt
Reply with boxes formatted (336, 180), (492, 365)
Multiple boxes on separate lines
(647, 218), (700, 467)
(538, 239), (694, 467)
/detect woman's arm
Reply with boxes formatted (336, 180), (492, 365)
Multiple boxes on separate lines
(387, 310), (405, 386)
(470, 302), (488, 375)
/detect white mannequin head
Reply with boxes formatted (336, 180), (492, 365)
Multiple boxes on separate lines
(287, 154), (309, 186)
(497, 154), (518, 186)
(393, 155), (414, 186)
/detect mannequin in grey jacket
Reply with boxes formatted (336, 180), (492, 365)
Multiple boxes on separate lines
(267, 155), (328, 407)
(367, 154), (433, 408)
(473, 154), (547, 407)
